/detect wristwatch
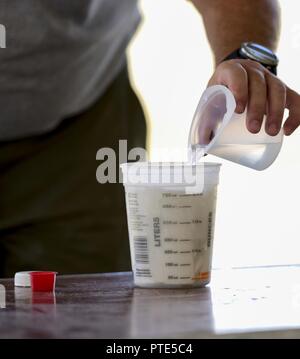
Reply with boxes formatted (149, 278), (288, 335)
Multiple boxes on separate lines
(222, 42), (279, 75)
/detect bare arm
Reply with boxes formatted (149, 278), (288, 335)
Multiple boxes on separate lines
(189, 0), (281, 65)
(186, 0), (300, 137)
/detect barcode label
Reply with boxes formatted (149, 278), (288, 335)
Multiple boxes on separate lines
(134, 236), (152, 278)
(136, 268), (152, 278)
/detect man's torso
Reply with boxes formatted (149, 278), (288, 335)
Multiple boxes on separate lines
(0, 0), (140, 140)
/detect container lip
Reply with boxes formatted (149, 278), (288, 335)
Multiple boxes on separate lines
(30, 271), (58, 276)
(188, 84), (236, 153)
(120, 161), (222, 169)
(120, 161), (221, 187)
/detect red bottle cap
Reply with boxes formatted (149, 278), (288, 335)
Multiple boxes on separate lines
(30, 272), (57, 292)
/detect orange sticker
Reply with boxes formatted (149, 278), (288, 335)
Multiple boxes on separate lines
(192, 271), (210, 280)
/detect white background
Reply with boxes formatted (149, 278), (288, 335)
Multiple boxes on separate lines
(128, 0), (300, 268)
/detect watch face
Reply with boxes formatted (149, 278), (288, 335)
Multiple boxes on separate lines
(240, 42), (279, 66)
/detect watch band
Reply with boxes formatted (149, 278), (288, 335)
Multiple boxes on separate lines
(222, 48), (277, 75)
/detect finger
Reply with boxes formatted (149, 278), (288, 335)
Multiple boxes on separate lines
(265, 73), (286, 136)
(209, 61), (248, 113)
(246, 68), (267, 134)
(284, 87), (300, 136)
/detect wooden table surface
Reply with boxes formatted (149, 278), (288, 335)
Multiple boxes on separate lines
(1, 265), (300, 339)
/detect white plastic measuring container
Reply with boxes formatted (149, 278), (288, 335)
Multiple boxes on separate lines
(120, 162), (221, 288)
(189, 85), (283, 170)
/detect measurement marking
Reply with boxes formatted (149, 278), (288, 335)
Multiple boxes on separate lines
(192, 219), (202, 224)
(164, 250), (178, 254)
(207, 211), (213, 248)
(180, 250), (191, 254)
(178, 205), (192, 208)
(163, 220), (178, 225)
(180, 276), (191, 279)
(163, 193), (177, 197)
(179, 221), (191, 224)
(180, 239), (192, 242)
(165, 263), (178, 267)
(179, 193), (202, 197)
(164, 238), (178, 242)
(180, 263), (191, 267)
(192, 249), (202, 254)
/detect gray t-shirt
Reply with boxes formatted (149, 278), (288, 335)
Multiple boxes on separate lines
(0, 0), (140, 140)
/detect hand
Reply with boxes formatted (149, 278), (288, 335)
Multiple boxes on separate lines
(208, 59), (300, 136)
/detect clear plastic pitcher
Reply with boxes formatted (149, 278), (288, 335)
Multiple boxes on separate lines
(188, 85), (284, 170)
(120, 162), (221, 288)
